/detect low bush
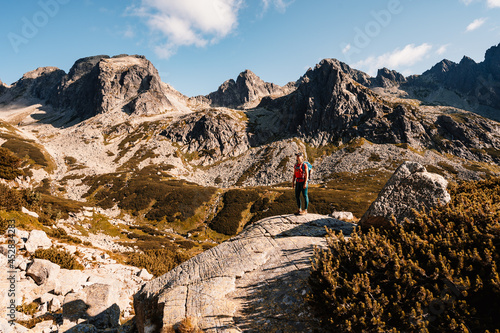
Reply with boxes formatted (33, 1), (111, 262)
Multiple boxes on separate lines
(0, 147), (23, 180)
(34, 248), (84, 270)
(0, 183), (23, 211)
(47, 227), (82, 244)
(309, 177), (500, 332)
(209, 189), (259, 235)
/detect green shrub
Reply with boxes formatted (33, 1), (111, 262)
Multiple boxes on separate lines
(0, 218), (9, 234)
(309, 177), (500, 332)
(2, 138), (48, 167)
(34, 248), (84, 270)
(0, 147), (23, 180)
(0, 183), (23, 211)
(47, 227), (82, 244)
(84, 169), (216, 222)
(126, 248), (190, 277)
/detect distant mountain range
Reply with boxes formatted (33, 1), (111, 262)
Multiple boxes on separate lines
(0, 43), (500, 195)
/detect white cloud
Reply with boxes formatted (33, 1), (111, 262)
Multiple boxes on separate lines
(487, 0), (500, 7)
(130, 0), (292, 58)
(130, 0), (243, 58)
(262, 0), (293, 13)
(466, 17), (487, 31)
(436, 44), (450, 55)
(342, 44), (351, 54)
(460, 0), (476, 5)
(353, 43), (433, 75)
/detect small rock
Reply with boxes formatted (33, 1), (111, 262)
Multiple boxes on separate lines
(330, 211), (354, 221)
(22, 206), (39, 219)
(137, 268), (153, 281)
(26, 259), (60, 285)
(50, 297), (62, 312)
(25, 230), (52, 253)
(40, 292), (55, 304)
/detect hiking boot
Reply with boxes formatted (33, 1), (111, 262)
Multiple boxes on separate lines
(299, 210), (308, 215)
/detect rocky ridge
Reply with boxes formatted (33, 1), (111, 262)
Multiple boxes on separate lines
(134, 213), (356, 333)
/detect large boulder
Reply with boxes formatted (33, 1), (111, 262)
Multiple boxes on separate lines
(24, 230), (52, 253)
(63, 283), (120, 329)
(26, 259), (60, 286)
(134, 214), (355, 333)
(359, 161), (451, 227)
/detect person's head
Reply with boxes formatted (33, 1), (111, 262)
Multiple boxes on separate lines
(295, 152), (304, 163)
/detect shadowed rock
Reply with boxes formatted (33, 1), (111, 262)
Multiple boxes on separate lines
(134, 214), (355, 333)
(359, 161), (451, 227)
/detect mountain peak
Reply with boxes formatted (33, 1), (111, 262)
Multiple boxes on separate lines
(207, 69), (283, 107)
(376, 67), (406, 87)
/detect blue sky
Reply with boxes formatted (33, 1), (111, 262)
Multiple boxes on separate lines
(1, 0), (499, 96)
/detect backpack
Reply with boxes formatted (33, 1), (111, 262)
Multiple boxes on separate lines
(295, 161), (313, 181)
(304, 161), (312, 179)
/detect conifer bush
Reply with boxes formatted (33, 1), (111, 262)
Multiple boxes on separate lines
(34, 248), (84, 270)
(309, 177), (500, 332)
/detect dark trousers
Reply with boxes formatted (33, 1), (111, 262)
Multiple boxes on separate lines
(295, 181), (309, 210)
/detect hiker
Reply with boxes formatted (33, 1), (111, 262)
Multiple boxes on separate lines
(292, 152), (310, 215)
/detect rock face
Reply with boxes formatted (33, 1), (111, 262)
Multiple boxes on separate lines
(406, 43), (500, 115)
(259, 58), (386, 145)
(2, 54), (183, 122)
(359, 161), (451, 227)
(134, 214), (355, 333)
(161, 110), (250, 161)
(376, 67), (407, 87)
(48, 54), (175, 119)
(206, 70), (285, 107)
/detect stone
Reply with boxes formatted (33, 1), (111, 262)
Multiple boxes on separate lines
(24, 230), (52, 253)
(137, 268), (153, 281)
(359, 161), (451, 227)
(330, 211), (354, 221)
(40, 292), (55, 304)
(21, 206), (39, 219)
(63, 283), (120, 329)
(50, 296), (62, 312)
(13, 257), (28, 271)
(26, 259), (60, 286)
(134, 214), (355, 333)
(54, 269), (88, 296)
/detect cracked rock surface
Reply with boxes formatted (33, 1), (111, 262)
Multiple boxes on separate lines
(134, 214), (355, 333)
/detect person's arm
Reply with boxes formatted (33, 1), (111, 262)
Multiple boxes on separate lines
(292, 172), (296, 188)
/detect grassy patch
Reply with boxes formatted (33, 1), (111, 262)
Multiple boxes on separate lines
(209, 189), (260, 235)
(87, 214), (123, 238)
(83, 166), (217, 224)
(125, 248), (190, 277)
(46, 227), (82, 244)
(437, 161), (458, 175)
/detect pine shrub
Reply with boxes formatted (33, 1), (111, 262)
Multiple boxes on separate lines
(34, 248), (84, 270)
(309, 177), (500, 332)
